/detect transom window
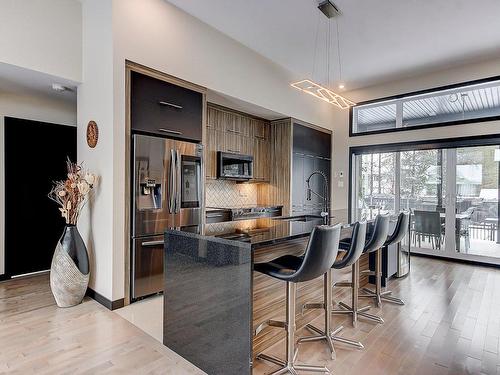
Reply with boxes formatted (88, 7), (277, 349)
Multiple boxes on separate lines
(351, 77), (500, 135)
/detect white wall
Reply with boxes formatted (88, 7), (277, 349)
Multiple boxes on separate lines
(77, 0), (115, 300)
(0, 91), (76, 275)
(107, 0), (338, 300)
(0, 0), (82, 82)
(330, 58), (500, 213)
(79, 0), (500, 302)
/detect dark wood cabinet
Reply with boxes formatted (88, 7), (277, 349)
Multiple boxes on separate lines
(131, 71), (203, 142)
(293, 122), (331, 158)
(291, 122), (331, 215)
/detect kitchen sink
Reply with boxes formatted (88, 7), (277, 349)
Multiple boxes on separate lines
(273, 215), (323, 223)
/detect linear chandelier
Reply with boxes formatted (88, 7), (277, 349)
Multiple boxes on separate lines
(292, 1), (355, 110)
(291, 79), (355, 109)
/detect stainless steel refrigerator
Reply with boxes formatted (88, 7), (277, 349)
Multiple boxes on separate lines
(132, 134), (203, 300)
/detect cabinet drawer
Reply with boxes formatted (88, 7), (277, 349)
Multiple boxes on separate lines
(131, 71), (202, 141)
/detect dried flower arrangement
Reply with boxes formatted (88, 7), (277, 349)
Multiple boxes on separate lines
(49, 160), (97, 225)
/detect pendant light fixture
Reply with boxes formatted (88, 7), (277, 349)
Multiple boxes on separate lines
(291, 0), (355, 109)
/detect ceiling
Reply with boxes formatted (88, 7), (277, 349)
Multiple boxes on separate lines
(0, 62), (77, 103)
(167, 0), (500, 92)
(207, 90), (285, 120)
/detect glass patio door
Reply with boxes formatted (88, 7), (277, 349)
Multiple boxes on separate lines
(400, 149), (447, 252)
(453, 146), (500, 260)
(352, 144), (500, 265)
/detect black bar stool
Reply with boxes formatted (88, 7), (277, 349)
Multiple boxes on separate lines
(254, 224), (342, 375)
(332, 213), (390, 326)
(299, 221), (366, 358)
(360, 211), (410, 306)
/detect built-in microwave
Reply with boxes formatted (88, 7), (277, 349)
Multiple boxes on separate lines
(217, 151), (253, 180)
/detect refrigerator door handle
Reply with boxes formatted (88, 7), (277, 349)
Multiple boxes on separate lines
(169, 149), (176, 214)
(175, 150), (181, 214)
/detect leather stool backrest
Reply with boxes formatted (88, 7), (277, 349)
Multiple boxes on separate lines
(364, 213), (390, 253)
(289, 224), (341, 283)
(332, 221), (367, 269)
(384, 211), (410, 247)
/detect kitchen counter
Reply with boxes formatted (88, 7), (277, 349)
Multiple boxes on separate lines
(163, 216), (408, 374)
(163, 216), (341, 374)
(203, 216), (326, 248)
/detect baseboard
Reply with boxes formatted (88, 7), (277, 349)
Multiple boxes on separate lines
(86, 288), (125, 310)
(411, 252), (500, 269)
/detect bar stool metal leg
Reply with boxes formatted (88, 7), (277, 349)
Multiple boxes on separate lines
(359, 248), (405, 306)
(332, 261), (384, 325)
(256, 282), (331, 374)
(299, 269), (363, 359)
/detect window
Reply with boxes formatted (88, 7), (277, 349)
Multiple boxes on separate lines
(350, 137), (500, 265)
(351, 77), (500, 135)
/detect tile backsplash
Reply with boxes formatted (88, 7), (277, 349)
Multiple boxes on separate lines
(205, 179), (258, 208)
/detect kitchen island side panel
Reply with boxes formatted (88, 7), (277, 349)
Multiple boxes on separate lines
(164, 230), (252, 375)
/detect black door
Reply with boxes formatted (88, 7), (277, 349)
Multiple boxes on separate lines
(5, 117), (76, 277)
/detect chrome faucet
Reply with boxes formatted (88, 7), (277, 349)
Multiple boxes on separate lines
(306, 170), (329, 225)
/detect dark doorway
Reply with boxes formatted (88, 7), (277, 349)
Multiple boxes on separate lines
(4, 117), (77, 277)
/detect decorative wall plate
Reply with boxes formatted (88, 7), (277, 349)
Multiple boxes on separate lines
(86, 121), (98, 148)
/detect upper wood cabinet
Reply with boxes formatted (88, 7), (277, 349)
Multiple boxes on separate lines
(253, 138), (270, 181)
(131, 71), (203, 142)
(251, 119), (270, 140)
(205, 104), (270, 181)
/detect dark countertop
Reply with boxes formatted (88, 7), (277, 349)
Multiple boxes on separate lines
(163, 214), (404, 374)
(203, 217), (327, 248)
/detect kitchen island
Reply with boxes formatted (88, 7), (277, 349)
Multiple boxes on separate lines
(163, 217), (398, 374)
(163, 217), (328, 374)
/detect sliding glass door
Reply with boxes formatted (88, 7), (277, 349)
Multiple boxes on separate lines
(454, 146), (499, 258)
(352, 143), (500, 265)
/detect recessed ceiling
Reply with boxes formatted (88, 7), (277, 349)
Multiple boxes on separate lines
(167, 0), (500, 91)
(0, 62), (77, 103)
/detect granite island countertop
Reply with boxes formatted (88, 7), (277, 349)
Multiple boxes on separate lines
(203, 217), (328, 248)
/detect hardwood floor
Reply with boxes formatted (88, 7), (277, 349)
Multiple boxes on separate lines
(0, 273), (204, 375)
(253, 256), (500, 375)
(1, 257), (500, 374)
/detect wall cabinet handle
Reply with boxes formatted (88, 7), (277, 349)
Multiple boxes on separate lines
(141, 240), (164, 247)
(159, 128), (182, 135)
(227, 129), (241, 134)
(158, 101), (183, 109)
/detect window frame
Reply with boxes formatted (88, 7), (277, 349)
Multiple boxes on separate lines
(349, 75), (500, 137)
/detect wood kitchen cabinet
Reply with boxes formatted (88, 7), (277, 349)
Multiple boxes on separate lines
(291, 122), (331, 215)
(224, 132), (252, 155)
(206, 128), (225, 178)
(131, 71), (203, 142)
(253, 138), (271, 181)
(205, 104), (271, 180)
(223, 111), (251, 137)
(251, 119), (270, 140)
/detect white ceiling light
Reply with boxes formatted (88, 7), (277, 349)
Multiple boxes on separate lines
(51, 83), (72, 92)
(291, 1), (354, 109)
